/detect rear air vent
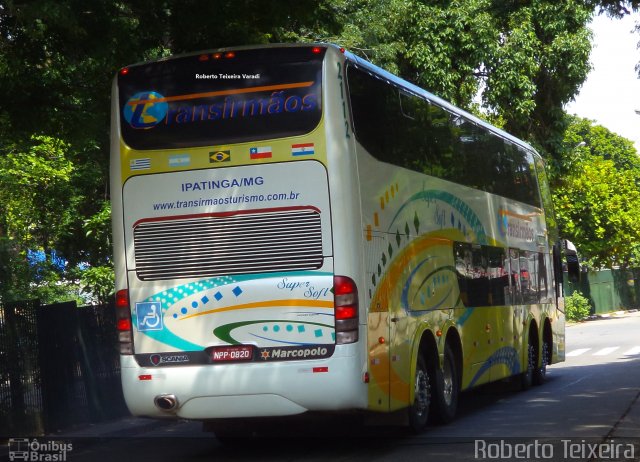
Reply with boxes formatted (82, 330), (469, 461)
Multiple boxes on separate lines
(133, 208), (323, 280)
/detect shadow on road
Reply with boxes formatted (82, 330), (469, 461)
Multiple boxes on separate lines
(57, 356), (640, 461)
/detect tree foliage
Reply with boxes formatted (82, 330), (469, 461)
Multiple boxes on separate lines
(561, 115), (640, 174)
(0, 0), (639, 300)
(0, 136), (74, 252)
(292, 1), (593, 160)
(589, 0), (640, 16)
(395, 0), (594, 160)
(552, 117), (640, 268)
(0, 135), (78, 301)
(565, 290), (592, 321)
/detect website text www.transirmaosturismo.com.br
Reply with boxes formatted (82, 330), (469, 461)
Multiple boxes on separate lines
(152, 189), (301, 211)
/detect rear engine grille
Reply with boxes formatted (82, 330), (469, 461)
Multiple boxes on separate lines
(133, 209), (323, 280)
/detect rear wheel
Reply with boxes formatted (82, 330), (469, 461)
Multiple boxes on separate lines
(533, 337), (550, 385)
(520, 334), (536, 390)
(408, 355), (431, 432)
(431, 343), (459, 424)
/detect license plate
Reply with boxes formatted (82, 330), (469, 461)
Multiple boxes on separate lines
(209, 345), (253, 362)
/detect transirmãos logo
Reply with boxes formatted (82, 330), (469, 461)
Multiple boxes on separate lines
(497, 209), (535, 242)
(123, 91), (168, 129)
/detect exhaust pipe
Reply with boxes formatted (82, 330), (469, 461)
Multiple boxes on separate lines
(154, 394), (179, 412)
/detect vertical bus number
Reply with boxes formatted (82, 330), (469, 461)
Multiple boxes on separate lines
(337, 62), (351, 139)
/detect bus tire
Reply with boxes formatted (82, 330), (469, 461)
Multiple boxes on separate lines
(520, 333), (536, 390)
(431, 343), (459, 424)
(408, 354), (431, 432)
(533, 337), (550, 385)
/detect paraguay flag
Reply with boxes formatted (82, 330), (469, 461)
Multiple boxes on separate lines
(250, 146), (272, 159)
(291, 143), (315, 156)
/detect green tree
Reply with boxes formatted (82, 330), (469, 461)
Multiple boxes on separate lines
(552, 117), (640, 268)
(324, 0), (593, 162)
(589, 0), (640, 15)
(0, 0), (153, 301)
(0, 135), (77, 301)
(0, 0), (341, 301)
(561, 115), (640, 175)
(401, 0), (496, 106)
(0, 0), (634, 301)
(0, 236), (31, 302)
(488, 1), (592, 159)
(0, 136), (74, 253)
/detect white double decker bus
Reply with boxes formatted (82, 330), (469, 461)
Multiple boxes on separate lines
(111, 43), (569, 435)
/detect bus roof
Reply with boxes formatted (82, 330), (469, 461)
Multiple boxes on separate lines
(118, 42), (540, 160)
(341, 47), (539, 158)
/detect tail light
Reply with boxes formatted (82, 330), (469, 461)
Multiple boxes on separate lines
(334, 275), (359, 344)
(115, 289), (134, 355)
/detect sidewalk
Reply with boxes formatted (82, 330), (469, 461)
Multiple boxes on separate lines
(609, 389), (640, 438)
(587, 308), (639, 321)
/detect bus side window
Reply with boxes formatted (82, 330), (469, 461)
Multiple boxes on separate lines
(537, 250), (551, 303)
(487, 246), (508, 306)
(521, 250), (538, 304)
(454, 242), (471, 307)
(346, 66), (393, 162)
(508, 248), (523, 304)
(454, 242), (491, 307)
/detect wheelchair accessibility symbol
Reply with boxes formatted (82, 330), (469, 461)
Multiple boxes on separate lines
(136, 302), (164, 331)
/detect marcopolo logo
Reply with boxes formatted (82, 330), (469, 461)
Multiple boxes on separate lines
(123, 91), (168, 129)
(259, 345), (333, 361)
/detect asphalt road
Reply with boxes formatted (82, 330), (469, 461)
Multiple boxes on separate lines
(32, 312), (640, 462)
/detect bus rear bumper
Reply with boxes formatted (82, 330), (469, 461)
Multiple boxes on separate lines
(179, 394), (307, 419)
(120, 351), (368, 419)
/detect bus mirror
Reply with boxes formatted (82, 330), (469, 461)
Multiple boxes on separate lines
(563, 239), (580, 282)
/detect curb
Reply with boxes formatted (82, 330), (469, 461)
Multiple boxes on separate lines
(567, 308), (639, 325)
(587, 308), (638, 321)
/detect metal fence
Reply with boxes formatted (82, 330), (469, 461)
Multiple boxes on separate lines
(0, 300), (128, 436)
(565, 268), (640, 315)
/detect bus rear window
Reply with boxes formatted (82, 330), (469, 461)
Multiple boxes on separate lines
(118, 47), (325, 150)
